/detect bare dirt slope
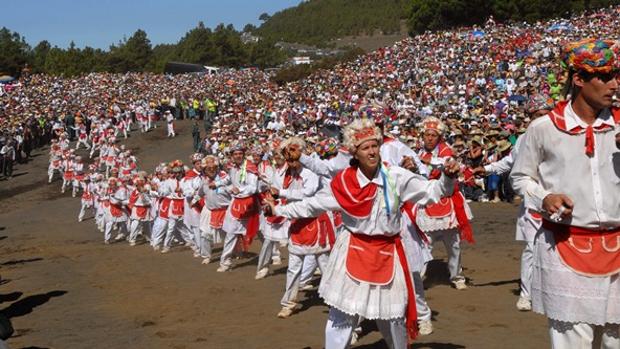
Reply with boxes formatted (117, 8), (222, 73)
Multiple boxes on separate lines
(0, 121), (548, 349)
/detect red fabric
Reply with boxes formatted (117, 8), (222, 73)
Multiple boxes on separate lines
(209, 208), (227, 229)
(543, 220), (620, 276)
(585, 125), (595, 157)
(346, 233), (395, 285)
(159, 198), (170, 219)
(290, 218), (320, 246)
(330, 167), (377, 218)
(395, 236), (419, 342)
(452, 185), (474, 244)
(345, 233), (418, 341)
(127, 190), (139, 210)
(424, 198), (452, 217)
(230, 196), (259, 219)
(171, 199), (184, 216)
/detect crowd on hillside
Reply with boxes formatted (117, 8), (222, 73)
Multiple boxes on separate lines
(0, 5), (619, 349)
(1, 6), (620, 198)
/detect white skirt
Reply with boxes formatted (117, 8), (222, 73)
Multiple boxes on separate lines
(318, 232), (409, 320)
(416, 203), (473, 232)
(531, 228), (620, 325)
(222, 207), (247, 236)
(262, 219), (289, 242)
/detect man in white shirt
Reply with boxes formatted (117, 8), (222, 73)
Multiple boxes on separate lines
(511, 39), (620, 348)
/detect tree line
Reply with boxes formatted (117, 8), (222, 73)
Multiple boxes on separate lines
(254, 0), (408, 47)
(0, 22), (287, 77)
(407, 0), (620, 34)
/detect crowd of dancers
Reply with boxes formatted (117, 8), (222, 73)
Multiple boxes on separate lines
(3, 5), (618, 349)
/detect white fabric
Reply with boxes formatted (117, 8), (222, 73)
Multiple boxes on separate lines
(381, 138), (429, 177)
(511, 103), (620, 228)
(299, 151), (350, 179)
(520, 241), (534, 300)
(422, 228), (464, 281)
(548, 319), (619, 349)
(531, 229), (620, 325)
(325, 307), (408, 349)
(319, 232), (408, 320)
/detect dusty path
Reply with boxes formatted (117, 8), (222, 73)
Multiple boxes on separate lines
(0, 121), (548, 349)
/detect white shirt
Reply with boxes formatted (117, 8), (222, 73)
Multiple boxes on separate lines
(511, 102), (620, 229)
(276, 166), (454, 236)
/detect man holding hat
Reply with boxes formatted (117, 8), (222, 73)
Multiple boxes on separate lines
(511, 38), (620, 347)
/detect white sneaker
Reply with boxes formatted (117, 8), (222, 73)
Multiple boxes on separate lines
(277, 307), (294, 318)
(272, 257), (282, 265)
(153, 245), (161, 252)
(201, 258), (211, 265)
(104, 240), (110, 245)
(350, 331), (359, 345)
(161, 247), (170, 254)
(216, 265), (231, 272)
(516, 297), (532, 311)
(452, 279), (467, 290)
(114, 233), (125, 241)
(255, 267), (269, 280)
(129, 240), (136, 247)
(193, 251), (201, 258)
(418, 319), (434, 336)
(299, 283), (314, 291)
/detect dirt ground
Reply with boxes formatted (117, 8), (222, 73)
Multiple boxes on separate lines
(0, 120), (549, 349)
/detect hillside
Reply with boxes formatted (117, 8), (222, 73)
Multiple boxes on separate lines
(255, 0), (409, 47)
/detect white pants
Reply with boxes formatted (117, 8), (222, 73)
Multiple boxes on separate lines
(219, 232), (242, 268)
(104, 220), (127, 242)
(413, 271), (431, 321)
(257, 239), (282, 272)
(280, 253), (328, 308)
(325, 307), (407, 349)
(300, 254), (319, 286)
(78, 203), (92, 222)
(75, 139), (90, 150)
(150, 217), (168, 247)
(129, 219), (150, 243)
(164, 217), (193, 248)
(167, 123), (175, 137)
(549, 319), (620, 349)
(200, 227), (225, 259)
(520, 241), (534, 300)
(422, 228), (464, 281)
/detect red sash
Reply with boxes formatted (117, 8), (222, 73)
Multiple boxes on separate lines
(333, 211), (343, 228)
(401, 202), (429, 244)
(127, 191), (139, 210)
(330, 167), (377, 218)
(64, 171), (74, 180)
(209, 208), (227, 229)
(345, 233), (418, 341)
(543, 220), (620, 277)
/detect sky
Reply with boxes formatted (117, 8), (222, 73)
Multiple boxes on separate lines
(3, 0), (301, 49)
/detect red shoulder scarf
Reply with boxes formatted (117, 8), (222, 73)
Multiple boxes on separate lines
(330, 167), (377, 218)
(547, 101), (620, 157)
